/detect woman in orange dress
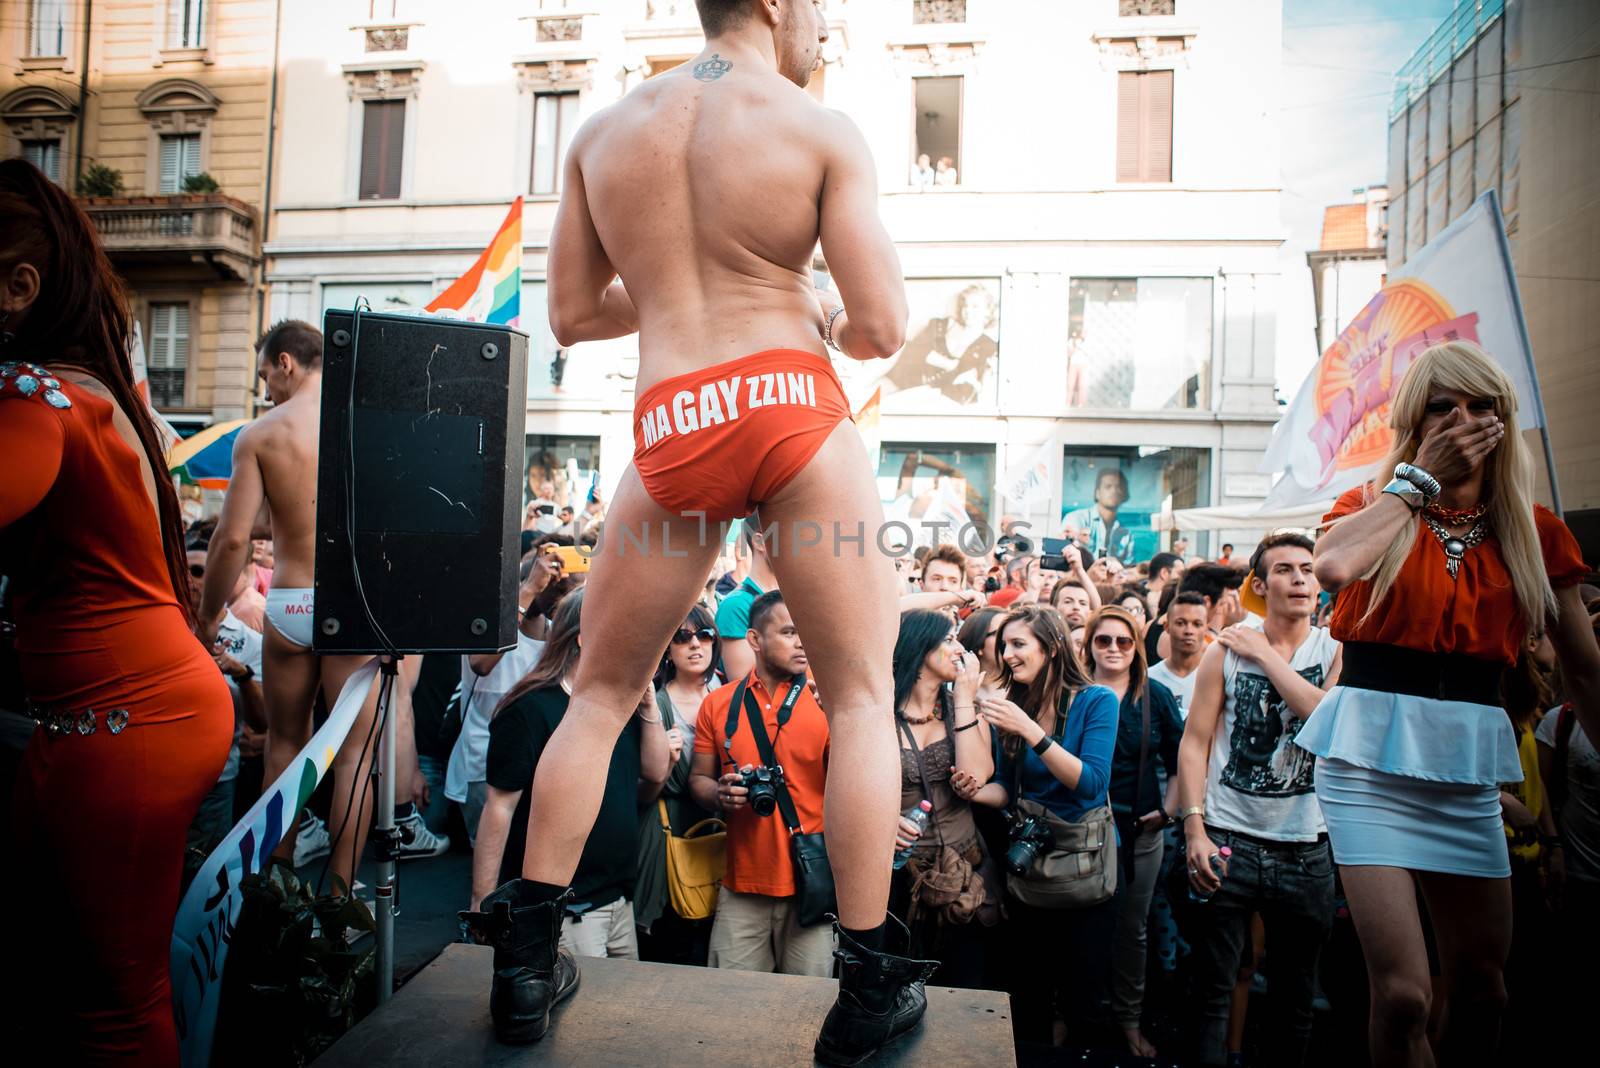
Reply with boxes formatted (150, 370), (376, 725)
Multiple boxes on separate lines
(1, 159), (232, 1063)
(1303, 341), (1600, 1067)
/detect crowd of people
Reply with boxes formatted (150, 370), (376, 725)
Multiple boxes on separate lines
(4, 4), (1600, 1058)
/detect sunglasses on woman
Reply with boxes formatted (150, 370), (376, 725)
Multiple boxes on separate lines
(1092, 633), (1135, 651)
(672, 627), (717, 645)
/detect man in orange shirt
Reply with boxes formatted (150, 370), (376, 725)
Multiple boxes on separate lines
(690, 591), (835, 975)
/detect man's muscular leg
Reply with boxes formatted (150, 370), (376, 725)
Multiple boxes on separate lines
(520, 466), (721, 886)
(467, 467), (720, 1046)
(760, 420), (932, 1065)
(758, 420), (900, 932)
(320, 652), (383, 890)
(260, 620), (321, 863)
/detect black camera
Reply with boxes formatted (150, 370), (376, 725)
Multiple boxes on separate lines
(995, 533), (1034, 562)
(1004, 812), (1054, 876)
(738, 765), (783, 818)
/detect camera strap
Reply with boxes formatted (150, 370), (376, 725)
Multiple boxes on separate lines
(721, 672), (805, 770)
(735, 676), (809, 836)
(897, 715), (947, 853)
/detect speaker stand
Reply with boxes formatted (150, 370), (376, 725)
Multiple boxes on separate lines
(371, 655), (403, 1006)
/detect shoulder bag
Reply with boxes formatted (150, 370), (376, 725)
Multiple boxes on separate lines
(1006, 689), (1118, 910)
(729, 675), (837, 928)
(658, 798), (726, 921)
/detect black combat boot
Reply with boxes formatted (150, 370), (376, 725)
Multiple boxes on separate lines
(459, 880), (580, 1045)
(813, 916), (939, 1066)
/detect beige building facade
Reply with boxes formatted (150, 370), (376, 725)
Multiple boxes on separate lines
(264, 0), (1287, 561)
(0, 0), (277, 429)
(1387, 0), (1600, 552)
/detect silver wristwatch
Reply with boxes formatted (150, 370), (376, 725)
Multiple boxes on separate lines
(1381, 477), (1427, 512)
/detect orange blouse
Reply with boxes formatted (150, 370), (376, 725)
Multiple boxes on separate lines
(1323, 485), (1589, 665)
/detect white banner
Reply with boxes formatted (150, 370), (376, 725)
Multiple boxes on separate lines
(1261, 190), (1542, 509)
(170, 660), (379, 1068)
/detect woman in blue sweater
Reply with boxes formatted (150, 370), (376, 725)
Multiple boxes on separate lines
(959, 604), (1119, 1047)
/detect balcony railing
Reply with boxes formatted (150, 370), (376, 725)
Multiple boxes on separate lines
(1391, 0), (1504, 117)
(80, 194), (260, 281)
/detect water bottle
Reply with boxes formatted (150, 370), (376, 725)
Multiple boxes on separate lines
(893, 801), (933, 869)
(1187, 845), (1233, 904)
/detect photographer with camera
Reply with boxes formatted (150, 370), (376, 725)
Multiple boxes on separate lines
(955, 605), (1119, 1046)
(689, 591), (837, 976)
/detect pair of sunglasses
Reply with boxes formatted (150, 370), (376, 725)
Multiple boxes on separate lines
(672, 627), (716, 645)
(1092, 633), (1136, 651)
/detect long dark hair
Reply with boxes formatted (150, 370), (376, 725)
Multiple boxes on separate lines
(495, 587), (584, 716)
(957, 606), (1004, 660)
(654, 602), (718, 689)
(0, 158), (190, 618)
(892, 609), (955, 719)
(996, 605), (1092, 755)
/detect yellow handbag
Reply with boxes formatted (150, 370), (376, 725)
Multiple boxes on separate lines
(659, 799), (726, 921)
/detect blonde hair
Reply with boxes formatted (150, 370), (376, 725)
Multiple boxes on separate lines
(1351, 340), (1555, 631)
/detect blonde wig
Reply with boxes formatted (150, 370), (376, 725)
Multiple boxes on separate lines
(1351, 340), (1556, 631)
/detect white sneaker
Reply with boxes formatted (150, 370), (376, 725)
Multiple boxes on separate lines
(293, 811), (332, 867)
(395, 811), (450, 860)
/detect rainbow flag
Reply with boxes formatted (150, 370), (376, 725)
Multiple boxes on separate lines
(426, 197), (523, 326)
(854, 387), (882, 473)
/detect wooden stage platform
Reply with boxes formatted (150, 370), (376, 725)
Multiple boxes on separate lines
(318, 943), (1015, 1066)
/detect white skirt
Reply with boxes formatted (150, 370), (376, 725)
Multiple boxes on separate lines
(1297, 686), (1517, 878)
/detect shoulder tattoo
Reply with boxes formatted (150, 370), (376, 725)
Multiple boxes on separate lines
(693, 53), (733, 82)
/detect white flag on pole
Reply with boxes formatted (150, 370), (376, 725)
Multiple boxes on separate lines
(1261, 190), (1541, 510)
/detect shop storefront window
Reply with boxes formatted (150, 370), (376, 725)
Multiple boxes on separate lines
(1060, 446), (1209, 564)
(1067, 277), (1212, 410)
(877, 442), (995, 546)
(524, 434), (601, 514)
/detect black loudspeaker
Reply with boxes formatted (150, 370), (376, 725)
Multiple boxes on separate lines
(313, 309), (527, 654)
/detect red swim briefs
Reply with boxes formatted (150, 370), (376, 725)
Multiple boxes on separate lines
(633, 348), (853, 522)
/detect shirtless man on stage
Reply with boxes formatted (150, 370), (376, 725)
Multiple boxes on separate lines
(459, 1), (921, 1062)
(197, 319), (383, 890)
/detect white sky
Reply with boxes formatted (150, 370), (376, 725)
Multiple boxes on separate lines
(1274, 0), (1457, 403)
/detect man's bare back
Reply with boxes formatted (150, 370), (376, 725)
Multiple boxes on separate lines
(238, 384), (320, 591)
(550, 14), (905, 390)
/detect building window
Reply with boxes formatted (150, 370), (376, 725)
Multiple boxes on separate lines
(158, 133), (202, 193)
(1120, 1), (1175, 15)
(1067, 277), (1212, 410)
(359, 99), (406, 200)
(912, 0), (966, 24)
(166, 0), (206, 49)
(148, 303), (190, 408)
(22, 139), (62, 183)
(531, 92), (578, 196)
(28, 0), (68, 57)
(876, 442), (995, 542)
(1115, 69), (1172, 183)
(524, 435), (601, 511)
(912, 76), (961, 188)
(1061, 446), (1208, 564)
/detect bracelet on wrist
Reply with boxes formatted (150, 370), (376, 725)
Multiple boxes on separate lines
(1393, 462), (1442, 501)
(1177, 805), (1205, 824)
(823, 306), (846, 352)
(1030, 734), (1055, 757)
(951, 718), (980, 733)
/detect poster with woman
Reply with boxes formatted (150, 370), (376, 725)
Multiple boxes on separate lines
(865, 278), (1002, 412)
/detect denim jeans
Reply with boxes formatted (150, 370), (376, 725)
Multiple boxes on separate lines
(416, 752), (450, 834)
(1188, 827), (1335, 1067)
